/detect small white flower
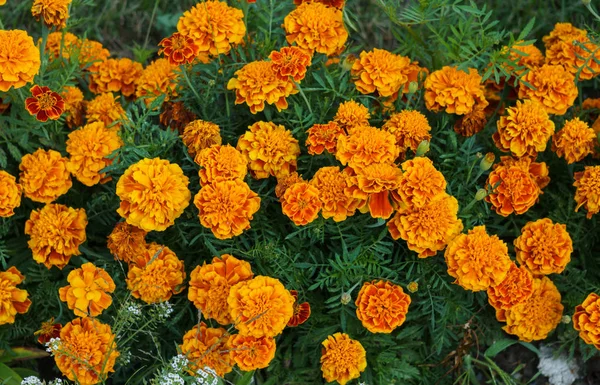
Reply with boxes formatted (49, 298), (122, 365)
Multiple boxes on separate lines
(169, 354), (189, 372)
(154, 301), (174, 320)
(21, 377), (43, 385)
(50, 379), (64, 385)
(45, 337), (61, 354)
(537, 345), (580, 385)
(125, 301), (143, 318)
(195, 367), (219, 385)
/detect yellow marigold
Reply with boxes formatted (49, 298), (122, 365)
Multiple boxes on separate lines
(485, 156), (550, 216)
(281, 181), (322, 225)
(552, 118), (597, 164)
(269, 46), (313, 82)
(445, 225), (512, 291)
(583, 98), (600, 110)
(194, 179), (261, 239)
(573, 292), (600, 349)
(31, 0), (71, 29)
(493, 100), (555, 157)
(388, 193), (463, 258)
(228, 275), (294, 338)
(356, 162), (402, 219)
(382, 110), (431, 154)
(135, 58), (179, 106)
(19, 148), (72, 203)
(116, 158), (191, 232)
(0, 267), (31, 325)
(24, 204), (87, 269)
(355, 280), (411, 334)
(336, 126), (399, 171)
(0, 30), (41, 92)
(284, 2), (348, 56)
(543, 22), (587, 49)
(487, 264), (534, 310)
(177, 0), (246, 60)
(518, 64), (578, 115)
(45, 32), (80, 60)
(61, 86), (86, 129)
(504, 43), (545, 73)
(544, 23), (600, 81)
(126, 243), (185, 304)
(182, 119), (222, 157)
(90, 58), (143, 97)
(333, 100), (371, 133)
(228, 335), (276, 371)
(306, 122), (345, 155)
(54, 317), (119, 385)
(79, 39), (110, 72)
(180, 322), (233, 377)
(106, 222), (147, 264)
(59, 263), (115, 317)
(86, 92), (127, 128)
(498, 277), (563, 342)
(392, 157), (447, 210)
(574, 166), (600, 218)
(320, 333), (366, 385)
(237, 121), (300, 179)
(195, 144), (247, 185)
(275, 172), (304, 200)
(310, 166), (363, 222)
(227, 61), (297, 114)
(424, 66), (488, 115)
(454, 104), (488, 137)
(0, 171), (22, 217)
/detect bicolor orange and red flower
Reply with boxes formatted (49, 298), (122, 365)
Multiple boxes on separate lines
(454, 104), (488, 137)
(310, 166), (364, 222)
(518, 64), (578, 115)
(552, 118), (597, 164)
(281, 181), (323, 225)
(196, 145), (248, 185)
(392, 157), (447, 210)
(288, 290), (311, 327)
(31, 0), (71, 29)
(182, 119), (222, 158)
(270, 46), (312, 82)
(574, 292), (600, 349)
(180, 322), (233, 377)
(106, 222), (147, 264)
(86, 92), (127, 128)
(59, 263), (115, 317)
(90, 58), (143, 97)
(424, 66), (488, 115)
(356, 162), (402, 219)
(19, 149), (72, 203)
(0, 171), (22, 217)
(487, 264), (534, 310)
(0, 267), (31, 325)
(135, 58), (179, 106)
(544, 23), (600, 81)
(574, 166), (600, 219)
(0, 30), (41, 92)
(355, 280), (410, 333)
(34, 318), (62, 345)
(320, 333), (366, 385)
(61, 86), (86, 128)
(333, 100), (371, 133)
(25, 85), (65, 122)
(336, 126), (399, 171)
(306, 122), (345, 155)
(383, 110), (431, 155)
(228, 335), (276, 371)
(158, 32), (199, 66)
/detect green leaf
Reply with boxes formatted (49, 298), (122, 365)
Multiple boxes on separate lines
(0, 347), (49, 363)
(517, 17), (536, 41)
(484, 339), (516, 358)
(0, 363), (22, 385)
(236, 370), (255, 385)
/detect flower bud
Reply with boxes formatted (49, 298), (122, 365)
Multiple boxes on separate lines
(561, 315), (571, 324)
(340, 292), (351, 305)
(342, 54), (357, 71)
(582, 0), (591, 5)
(416, 140), (430, 156)
(407, 282), (418, 293)
(408, 81), (419, 94)
(479, 152), (495, 171)
(475, 188), (487, 201)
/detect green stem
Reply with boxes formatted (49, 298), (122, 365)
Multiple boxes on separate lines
(181, 65), (202, 108)
(294, 81), (313, 116)
(143, 0), (161, 51)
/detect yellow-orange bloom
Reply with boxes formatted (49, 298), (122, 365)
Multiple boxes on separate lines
(552, 118), (597, 164)
(0, 267), (31, 325)
(195, 145), (248, 185)
(45, 32), (79, 60)
(90, 58), (143, 97)
(574, 166), (600, 218)
(116, 158), (190, 232)
(19, 149), (72, 203)
(275, 172), (304, 200)
(281, 181), (322, 225)
(61, 86), (86, 129)
(228, 335), (276, 371)
(106, 222), (147, 264)
(543, 22), (587, 49)
(310, 166), (363, 222)
(188, 254), (253, 325)
(86, 92), (127, 128)
(333, 100), (371, 133)
(444, 226), (512, 292)
(393, 157), (447, 210)
(336, 126), (399, 171)
(78, 39), (110, 72)
(126, 243), (185, 304)
(454, 104), (488, 137)
(194, 179), (261, 239)
(504, 42), (544, 73)
(544, 23), (600, 81)
(54, 317), (119, 385)
(355, 280), (411, 333)
(228, 275), (294, 338)
(25, 204), (87, 269)
(493, 100), (555, 157)
(0, 30), (41, 92)
(58, 263), (115, 317)
(182, 119), (222, 158)
(284, 2), (348, 56)
(0, 171), (22, 217)
(574, 292), (600, 349)
(487, 264), (533, 310)
(320, 333), (366, 385)
(135, 58), (179, 106)
(583, 98), (600, 110)
(356, 162), (402, 219)
(518, 64), (578, 115)
(383, 110), (431, 154)
(424, 66), (488, 115)
(269, 46), (313, 82)
(158, 32), (199, 66)
(306, 122), (345, 155)
(31, 0), (71, 29)
(180, 322), (233, 377)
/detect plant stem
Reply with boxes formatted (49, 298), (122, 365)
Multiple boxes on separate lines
(143, 0), (161, 51)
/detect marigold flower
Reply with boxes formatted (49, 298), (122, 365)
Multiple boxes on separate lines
(126, 243), (185, 304)
(275, 172), (305, 200)
(182, 119), (222, 158)
(498, 277), (563, 342)
(86, 92), (127, 128)
(19, 149), (72, 203)
(382, 110), (431, 154)
(388, 193), (463, 258)
(188, 254), (253, 325)
(454, 104), (488, 137)
(45, 32), (79, 60)
(355, 280), (410, 334)
(25, 85), (65, 122)
(59, 263), (115, 317)
(34, 318), (62, 345)
(106, 222), (147, 264)
(284, 2), (348, 56)
(518, 64), (578, 115)
(79, 39), (110, 72)
(31, 0), (71, 29)
(544, 23), (600, 81)
(504, 43), (545, 73)
(194, 179), (261, 239)
(336, 126), (399, 171)
(493, 100), (555, 158)
(573, 292), (600, 349)
(270, 46), (313, 82)
(392, 157), (447, 210)
(196, 145), (247, 185)
(356, 162), (402, 219)
(0, 267), (31, 325)
(333, 100), (371, 133)
(180, 322), (233, 377)
(228, 335), (276, 371)
(158, 32), (199, 66)
(160, 101), (197, 133)
(0, 171), (22, 217)
(293, 0), (346, 7)
(90, 58), (143, 97)
(281, 181), (322, 225)
(583, 98), (600, 110)
(0, 30), (41, 92)
(24, 204), (87, 269)
(228, 275), (294, 338)
(320, 333), (366, 385)
(552, 118), (597, 164)
(135, 58), (179, 106)
(61, 86), (86, 128)
(306, 122), (345, 155)
(487, 264), (534, 310)
(54, 317), (119, 385)
(287, 289), (311, 327)
(574, 166), (600, 218)
(424, 66), (488, 115)
(543, 22), (586, 49)
(310, 166), (363, 221)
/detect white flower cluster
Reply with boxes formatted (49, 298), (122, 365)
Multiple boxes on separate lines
(194, 367), (218, 385)
(169, 354), (190, 372)
(49, 380), (64, 385)
(537, 345), (580, 385)
(21, 377), (43, 385)
(125, 301), (143, 318)
(155, 372), (185, 385)
(154, 301), (174, 320)
(45, 337), (61, 354)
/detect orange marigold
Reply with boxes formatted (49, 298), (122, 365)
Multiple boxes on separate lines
(382, 110), (431, 154)
(320, 333), (366, 385)
(90, 58), (143, 97)
(333, 100), (371, 133)
(196, 144), (248, 185)
(194, 179), (261, 239)
(336, 126), (399, 171)
(424, 66), (488, 115)
(281, 181), (322, 225)
(392, 157), (447, 210)
(135, 58), (179, 106)
(552, 118), (597, 164)
(61, 86), (86, 128)
(574, 166), (600, 218)
(544, 23), (600, 81)
(444, 226), (512, 292)
(106, 222), (147, 264)
(355, 280), (411, 334)
(116, 158), (191, 232)
(188, 254), (253, 325)
(487, 264), (534, 310)
(180, 322), (233, 377)
(31, 0), (71, 29)
(275, 172), (304, 200)
(0, 267), (31, 325)
(287, 289), (311, 327)
(182, 119), (222, 157)
(583, 97), (600, 110)
(228, 334), (276, 371)
(227, 275), (294, 338)
(574, 292), (600, 349)
(19, 148), (72, 203)
(25, 85), (65, 122)
(45, 32), (79, 60)
(59, 263), (115, 317)
(504, 42), (545, 73)
(518, 64), (578, 115)
(79, 39), (110, 72)
(0, 171), (22, 217)
(158, 32), (199, 66)
(306, 122), (345, 155)
(356, 162), (402, 219)
(454, 104), (488, 137)
(270, 46), (313, 82)
(24, 204), (87, 269)
(0, 30), (41, 92)
(310, 166), (363, 222)
(86, 92), (127, 128)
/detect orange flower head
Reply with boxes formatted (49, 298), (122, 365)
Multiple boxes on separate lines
(182, 119), (222, 157)
(518, 64), (578, 115)
(59, 263), (116, 317)
(333, 100), (371, 133)
(90, 58), (143, 97)
(320, 333), (366, 385)
(180, 322), (233, 377)
(503, 42), (544, 73)
(583, 98), (600, 110)
(393, 157), (447, 210)
(574, 166), (600, 218)
(270, 46), (313, 82)
(287, 290), (311, 327)
(126, 243), (185, 304)
(0, 267), (31, 325)
(388, 193), (463, 258)
(383, 110), (432, 154)
(158, 32), (199, 66)
(34, 318), (62, 345)
(487, 264), (534, 310)
(135, 58), (179, 106)
(54, 317), (119, 385)
(544, 23), (600, 81)
(227, 275), (294, 338)
(552, 118), (597, 164)
(45, 32), (80, 60)
(19, 148), (72, 203)
(160, 101), (197, 133)
(355, 280), (411, 333)
(78, 39), (110, 72)
(196, 145), (248, 185)
(188, 254), (253, 325)
(293, 0), (346, 7)
(514, 218), (573, 275)
(106, 222), (147, 264)
(454, 104), (488, 137)
(0, 30), (41, 92)
(306, 122), (345, 155)
(31, 0), (71, 29)
(543, 23), (587, 49)
(275, 172), (305, 200)
(357, 162), (402, 219)
(25, 85), (65, 122)
(336, 125), (399, 171)
(237, 121), (300, 179)
(86, 92), (127, 128)
(284, 2), (348, 56)
(116, 158), (191, 232)
(0, 171), (22, 217)
(574, 292), (600, 349)
(424, 66), (488, 115)
(194, 179), (261, 239)
(310, 166), (364, 221)
(228, 334), (276, 371)
(281, 181), (322, 225)
(61, 86), (86, 129)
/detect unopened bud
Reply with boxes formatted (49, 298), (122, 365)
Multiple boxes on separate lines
(582, 0), (591, 6)
(407, 282), (418, 293)
(561, 315), (571, 324)
(479, 152), (495, 171)
(408, 81), (419, 94)
(342, 54), (357, 71)
(416, 140), (430, 156)
(340, 292), (351, 305)
(475, 188), (487, 201)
